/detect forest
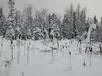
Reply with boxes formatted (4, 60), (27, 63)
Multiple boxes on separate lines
(0, 0), (102, 42)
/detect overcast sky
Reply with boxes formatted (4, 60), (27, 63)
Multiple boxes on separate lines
(1, 0), (102, 20)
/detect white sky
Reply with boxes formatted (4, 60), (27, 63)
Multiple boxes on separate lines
(1, 0), (102, 20)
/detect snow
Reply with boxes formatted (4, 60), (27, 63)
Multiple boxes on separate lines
(0, 37), (102, 76)
(84, 23), (96, 43)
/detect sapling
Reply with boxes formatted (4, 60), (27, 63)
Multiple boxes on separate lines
(62, 45), (65, 57)
(27, 46), (29, 64)
(17, 38), (20, 64)
(0, 44), (2, 57)
(21, 72), (24, 76)
(27, 39), (30, 64)
(89, 46), (92, 66)
(69, 51), (72, 69)
(65, 43), (68, 55)
(11, 40), (13, 61)
(83, 59), (86, 66)
(99, 44), (102, 55)
(57, 39), (59, 52)
(79, 39), (81, 54)
(50, 47), (54, 61)
(24, 41), (26, 56)
(0, 38), (3, 57)
(11, 46), (13, 61)
(5, 61), (11, 76)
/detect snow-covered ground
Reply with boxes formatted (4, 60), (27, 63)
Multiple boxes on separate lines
(0, 37), (102, 76)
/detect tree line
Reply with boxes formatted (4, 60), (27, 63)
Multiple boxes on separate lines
(0, 0), (102, 42)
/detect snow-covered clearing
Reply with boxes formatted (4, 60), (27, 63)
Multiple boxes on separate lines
(0, 38), (102, 76)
